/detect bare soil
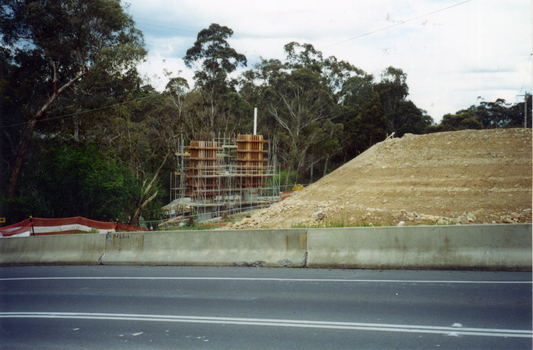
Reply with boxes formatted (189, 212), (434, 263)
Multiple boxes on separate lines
(227, 128), (532, 229)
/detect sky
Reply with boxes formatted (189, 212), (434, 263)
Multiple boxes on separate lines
(125, 0), (532, 123)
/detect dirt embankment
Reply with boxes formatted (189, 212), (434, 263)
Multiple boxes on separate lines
(227, 128), (532, 229)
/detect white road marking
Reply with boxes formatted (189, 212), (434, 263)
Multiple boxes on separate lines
(0, 312), (530, 338)
(0, 276), (530, 284)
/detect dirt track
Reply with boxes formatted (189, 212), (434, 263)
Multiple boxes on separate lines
(228, 128), (532, 229)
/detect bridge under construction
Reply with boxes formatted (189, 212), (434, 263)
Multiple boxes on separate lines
(163, 133), (280, 227)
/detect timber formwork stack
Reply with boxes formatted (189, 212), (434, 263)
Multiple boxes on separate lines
(185, 140), (222, 201)
(236, 135), (269, 189)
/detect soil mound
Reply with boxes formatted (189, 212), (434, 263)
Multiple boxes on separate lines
(227, 128), (532, 229)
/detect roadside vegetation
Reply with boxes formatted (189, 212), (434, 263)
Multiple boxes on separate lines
(1, 0), (530, 226)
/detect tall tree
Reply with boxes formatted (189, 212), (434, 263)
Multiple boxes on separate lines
(346, 92), (388, 155)
(183, 24), (248, 133)
(1, 0), (146, 199)
(254, 43), (344, 182)
(427, 95), (531, 132)
(374, 66), (409, 133)
(392, 100), (433, 137)
(96, 90), (180, 225)
(165, 75), (190, 134)
(336, 69), (376, 160)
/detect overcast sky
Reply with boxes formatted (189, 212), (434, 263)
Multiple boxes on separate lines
(126, 0), (532, 122)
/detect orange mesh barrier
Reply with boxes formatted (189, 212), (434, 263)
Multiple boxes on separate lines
(0, 217), (150, 237)
(0, 219), (33, 237)
(116, 223), (150, 232)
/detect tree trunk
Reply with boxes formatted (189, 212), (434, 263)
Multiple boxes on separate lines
(7, 66), (88, 199)
(323, 156), (329, 178)
(284, 166), (291, 192)
(128, 151), (170, 226)
(129, 190), (158, 226)
(7, 118), (40, 200)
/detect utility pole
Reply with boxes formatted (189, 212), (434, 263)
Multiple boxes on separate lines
(517, 94), (528, 128)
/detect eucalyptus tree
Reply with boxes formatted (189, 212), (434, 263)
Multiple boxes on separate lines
(1, 0), (147, 199)
(374, 66), (409, 133)
(165, 76), (190, 135)
(392, 101), (433, 137)
(335, 69), (376, 160)
(347, 92), (388, 154)
(253, 43), (346, 182)
(238, 42), (429, 181)
(183, 24), (249, 134)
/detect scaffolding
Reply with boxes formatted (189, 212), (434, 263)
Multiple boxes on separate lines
(165, 133), (280, 226)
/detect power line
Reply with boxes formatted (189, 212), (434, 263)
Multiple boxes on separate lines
(0, 95), (159, 129)
(134, 19), (199, 34)
(1, 74), (229, 130)
(321, 0), (472, 49)
(1, 0), (474, 130)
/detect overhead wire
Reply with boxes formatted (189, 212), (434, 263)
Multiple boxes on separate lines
(321, 0), (472, 49)
(3, 0), (473, 130)
(134, 18), (200, 34)
(0, 95), (158, 129)
(1, 75), (227, 129)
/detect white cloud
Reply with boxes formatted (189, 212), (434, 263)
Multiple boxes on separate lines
(127, 0), (532, 122)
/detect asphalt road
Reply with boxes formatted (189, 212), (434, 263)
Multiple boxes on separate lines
(0, 266), (531, 349)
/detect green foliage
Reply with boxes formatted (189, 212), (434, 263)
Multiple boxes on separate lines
(275, 169), (299, 190)
(428, 95), (531, 132)
(375, 66), (410, 133)
(254, 46), (345, 182)
(425, 123), (456, 134)
(347, 92), (388, 153)
(184, 23), (247, 81)
(2, 144), (145, 224)
(182, 23), (250, 135)
(3, 15), (530, 225)
(392, 101), (433, 137)
(1, 0), (147, 199)
(162, 223), (220, 231)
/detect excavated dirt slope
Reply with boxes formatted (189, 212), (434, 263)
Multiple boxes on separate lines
(227, 128), (532, 229)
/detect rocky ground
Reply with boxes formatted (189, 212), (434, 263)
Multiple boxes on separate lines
(226, 128), (532, 229)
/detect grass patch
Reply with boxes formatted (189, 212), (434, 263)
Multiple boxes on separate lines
(291, 220), (380, 229)
(74, 227), (100, 234)
(160, 220), (231, 231)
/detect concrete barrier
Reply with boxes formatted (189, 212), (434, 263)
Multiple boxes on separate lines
(0, 233), (105, 265)
(307, 224), (532, 270)
(1, 225), (530, 270)
(101, 229), (308, 267)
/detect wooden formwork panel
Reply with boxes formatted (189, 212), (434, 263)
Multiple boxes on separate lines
(236, 135), (269, 182)
(185, 141), (223, 199)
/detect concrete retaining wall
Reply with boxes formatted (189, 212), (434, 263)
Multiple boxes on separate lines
(307, 224), (532, 270)
(0, 233), (105, 265)
(100, 229), (308, 267)
(0, 225), (530, 270)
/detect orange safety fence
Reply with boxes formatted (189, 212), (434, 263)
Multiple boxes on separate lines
(0, 218), (33, 237)
(0, 216), (150, 238)
(116, 223), (149, 232)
